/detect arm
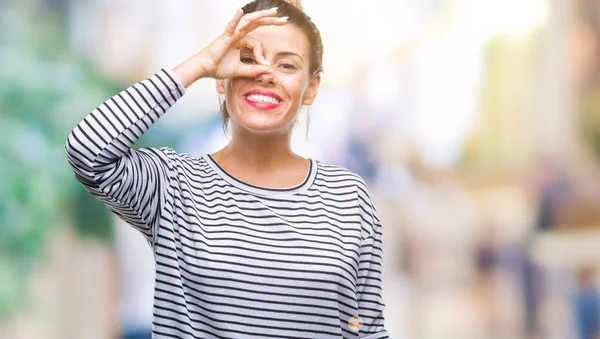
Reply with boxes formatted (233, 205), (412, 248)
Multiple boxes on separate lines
(355, 184), (390, 338)
(356, 221), (389, 338)
(64, 68), (186, 243)
(64, 8), (286, 243)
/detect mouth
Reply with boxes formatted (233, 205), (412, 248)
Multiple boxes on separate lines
(243, 90), (283, 110)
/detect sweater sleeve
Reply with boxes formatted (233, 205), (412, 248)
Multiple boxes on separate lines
(64, 67), (186, 244)
(356, 186), (390, 338)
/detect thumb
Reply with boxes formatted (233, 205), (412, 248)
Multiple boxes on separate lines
(235, 64), (273, 78)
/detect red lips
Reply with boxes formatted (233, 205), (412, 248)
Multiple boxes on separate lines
(243, 89), (283, 101)
(243, 89), (283, 110)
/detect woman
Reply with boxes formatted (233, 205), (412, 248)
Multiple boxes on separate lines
(65, 0), (389, 337)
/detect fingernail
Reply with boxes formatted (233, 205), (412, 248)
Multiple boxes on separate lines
(281, 16), (289, 20)
(270, 7), (278, 11)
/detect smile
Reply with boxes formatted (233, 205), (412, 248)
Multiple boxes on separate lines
(245, 94), (281, 104)
(243, 90), (283, 110)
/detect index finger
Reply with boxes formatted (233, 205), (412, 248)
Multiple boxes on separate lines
(225, 7), (278, 37)
(224, 8), (244, 36)
(234, 7), (279, 32)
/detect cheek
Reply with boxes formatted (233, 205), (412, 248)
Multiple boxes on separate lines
(276, 76), (307, 101)
(223, 81), (244, 111)
(224, 79), (240, 96)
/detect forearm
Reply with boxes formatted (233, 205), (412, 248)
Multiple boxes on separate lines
(65, 67), (185, 183)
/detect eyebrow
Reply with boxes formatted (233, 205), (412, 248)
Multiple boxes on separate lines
(241, 48), (303, 61)
(275, 51), (303, 61)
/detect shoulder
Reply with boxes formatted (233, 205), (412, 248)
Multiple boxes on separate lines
(316, 161), (382, 237)
(315, 160), (371, 193)
(315, 162), (378, 214)
(315, 161), (376, 212)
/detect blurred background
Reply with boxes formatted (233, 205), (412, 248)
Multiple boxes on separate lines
(2, 0), (600, 338)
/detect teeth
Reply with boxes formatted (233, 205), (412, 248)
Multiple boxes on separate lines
(246, 94), (280, 104)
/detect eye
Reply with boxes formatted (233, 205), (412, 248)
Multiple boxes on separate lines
(240, 56), (256, 64)
(278, 63), (297, 71)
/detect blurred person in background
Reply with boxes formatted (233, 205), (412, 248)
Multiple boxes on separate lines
(402, 153), (482, 338)
(572, 266), (600, 339)
(523, 158), (570, 338)
(63, 0), (389, 337)
(473, 222), (501, 335)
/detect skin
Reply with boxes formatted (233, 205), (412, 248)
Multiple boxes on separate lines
(173, 8), (321, 189)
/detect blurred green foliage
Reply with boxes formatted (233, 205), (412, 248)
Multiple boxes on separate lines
(0, 4), (122, 318)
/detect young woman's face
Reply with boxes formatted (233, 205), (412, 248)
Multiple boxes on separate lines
(217, 24), (320, 135)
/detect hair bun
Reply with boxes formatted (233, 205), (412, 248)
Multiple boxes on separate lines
(284, 0), (303, 11)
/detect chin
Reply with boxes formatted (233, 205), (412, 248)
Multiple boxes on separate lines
(235, 115), (293, 135)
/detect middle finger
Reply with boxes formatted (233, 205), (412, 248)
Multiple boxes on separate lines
(232, 16), (288, 43)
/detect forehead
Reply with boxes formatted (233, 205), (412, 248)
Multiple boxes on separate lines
(246, 24), (310, 58)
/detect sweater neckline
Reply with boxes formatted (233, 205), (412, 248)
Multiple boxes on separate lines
(202, 154), (317, 197)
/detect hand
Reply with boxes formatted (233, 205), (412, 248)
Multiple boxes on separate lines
(173, 8), (287, 87)
(198, 7), (288, 79)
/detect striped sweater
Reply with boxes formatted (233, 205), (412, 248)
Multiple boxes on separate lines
(64, 67), (389, 338)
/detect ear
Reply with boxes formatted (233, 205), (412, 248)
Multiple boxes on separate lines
(302, 73), (321, 105)
(215, 79), (225, 94)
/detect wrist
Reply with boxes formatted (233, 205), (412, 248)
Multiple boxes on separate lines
(172, 55), (209, 89)
(189, 54), (210, 80)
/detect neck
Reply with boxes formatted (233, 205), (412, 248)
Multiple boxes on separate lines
(215, 124), (298, 170)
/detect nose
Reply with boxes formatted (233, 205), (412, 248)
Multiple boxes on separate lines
(254, 68), (277, 85)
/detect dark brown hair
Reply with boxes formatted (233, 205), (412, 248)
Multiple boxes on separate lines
(220, 0), (324, 131)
